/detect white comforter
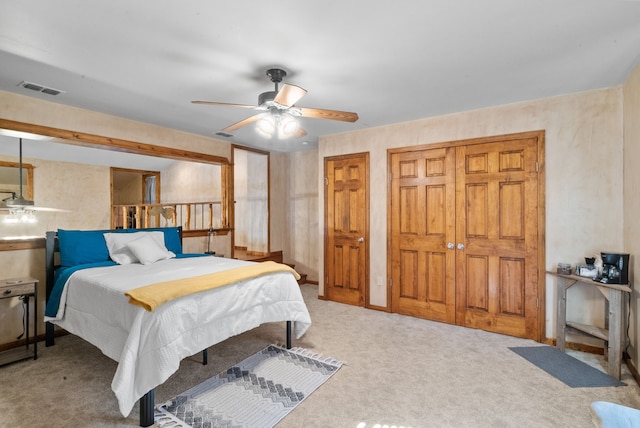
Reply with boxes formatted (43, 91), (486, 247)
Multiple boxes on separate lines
(45, 256), (312, 417)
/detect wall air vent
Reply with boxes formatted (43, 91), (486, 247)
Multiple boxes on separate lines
(18, 81), (65, 96)
(215, 132), (233, 138)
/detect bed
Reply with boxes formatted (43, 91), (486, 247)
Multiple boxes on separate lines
(43, 226), (312, 427)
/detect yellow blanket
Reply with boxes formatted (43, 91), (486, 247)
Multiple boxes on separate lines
(125, 261), (301, 311)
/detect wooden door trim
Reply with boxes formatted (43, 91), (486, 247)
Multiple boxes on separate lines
(323, 152), (370, 307)
(387, 130), (546, 342)
(385, 152), (393, 313)
(389, 130), (545, 153)
(535, 132), (546, 342)
(110, 167), (162, 229)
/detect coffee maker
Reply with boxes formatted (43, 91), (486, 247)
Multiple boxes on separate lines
(595, 252), (630, 284)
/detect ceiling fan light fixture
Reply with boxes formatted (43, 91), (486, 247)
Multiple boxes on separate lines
(278, 114), (301, 139)
(255, 112), (301, 140)
(255, 114), (276, 138)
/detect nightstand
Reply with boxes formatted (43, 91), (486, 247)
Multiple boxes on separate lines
(0, 277), (38, 366)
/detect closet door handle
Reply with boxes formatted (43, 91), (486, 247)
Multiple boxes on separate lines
(447, 242), (454, 249)
(457, 243), (465, 250)
(357, 237), (364, 243)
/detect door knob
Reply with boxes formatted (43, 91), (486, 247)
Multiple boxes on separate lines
(447, 242), (454, 249)
(457, 243), (465, 250)
(357, 237), (365, 243)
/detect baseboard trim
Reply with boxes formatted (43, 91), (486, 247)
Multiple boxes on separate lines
(542, 337), (605, 355)
(367, 303), (391, 312)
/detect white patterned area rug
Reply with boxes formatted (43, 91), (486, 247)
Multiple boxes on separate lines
(154, 345), (343, 428)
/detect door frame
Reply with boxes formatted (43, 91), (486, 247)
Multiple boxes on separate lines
(110, 167), (161, 229)
(231, 145), (271, 259)
(387, 130), (545, 341)
(323, 152), (370, 307)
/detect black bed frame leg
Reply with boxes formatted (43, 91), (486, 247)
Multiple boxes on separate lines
(140, 389), (155, 427)
(45, 322), (55, 347)
(139, 323), (289, 426)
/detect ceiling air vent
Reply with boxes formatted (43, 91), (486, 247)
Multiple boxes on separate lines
(215, 132), (233, 138)
(18, 81), (65, 96)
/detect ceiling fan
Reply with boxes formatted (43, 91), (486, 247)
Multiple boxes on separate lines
(192, 68), (359, 138)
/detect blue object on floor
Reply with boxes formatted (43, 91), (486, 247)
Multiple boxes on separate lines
(590, 401), (640, 428)
(510, 346), (625, 388)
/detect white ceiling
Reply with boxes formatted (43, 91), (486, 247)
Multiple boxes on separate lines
(1, 0), (640, 155)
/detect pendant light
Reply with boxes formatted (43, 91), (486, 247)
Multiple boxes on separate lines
(1, 138), (37, 224)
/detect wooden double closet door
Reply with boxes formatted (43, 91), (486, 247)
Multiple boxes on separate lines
(389, 131), (544, 341)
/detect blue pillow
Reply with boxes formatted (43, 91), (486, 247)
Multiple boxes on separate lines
(58, 229), (127, 267)
(57, 227), (183, 267)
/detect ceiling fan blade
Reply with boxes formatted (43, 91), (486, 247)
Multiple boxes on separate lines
(298, 107), (359, 123)
(222, 114), (262, 132)
(273, 84), (307, 107)
(192, 101), (255, 109)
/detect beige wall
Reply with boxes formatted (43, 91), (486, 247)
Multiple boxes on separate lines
(318, 87), (625, 345)
(623, 62), (640, 367)
(283, 149), (319, 281)
(0, 158), (110, 344)
(269, 152), (288, 255)
(162, 162), (222, 204)
(0, 157), (112, 236)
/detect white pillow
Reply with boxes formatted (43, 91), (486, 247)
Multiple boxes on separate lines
(126, 233), (176, 265)
(103, 231), (168, 265)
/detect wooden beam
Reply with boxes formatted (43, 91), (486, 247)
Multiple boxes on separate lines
(0, 237), (45, 251)
(0, 118), (229, 165)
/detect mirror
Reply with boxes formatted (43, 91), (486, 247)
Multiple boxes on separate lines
(111, 163), (224, 231)
(0, 121), (232, 253)
(0, 160), (33, 201)
(233, 146), (269, 259)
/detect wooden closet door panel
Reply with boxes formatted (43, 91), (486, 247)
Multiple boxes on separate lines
(455, 138), (539, 339)
(390, 147), (456, 323)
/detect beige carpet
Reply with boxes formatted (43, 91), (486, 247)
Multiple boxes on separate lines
(1, 284), (640, 427)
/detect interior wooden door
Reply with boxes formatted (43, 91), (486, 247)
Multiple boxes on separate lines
(325, 153), (369, 306)
(390, 147), (456, 323)
(455, 137), (540, 340)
